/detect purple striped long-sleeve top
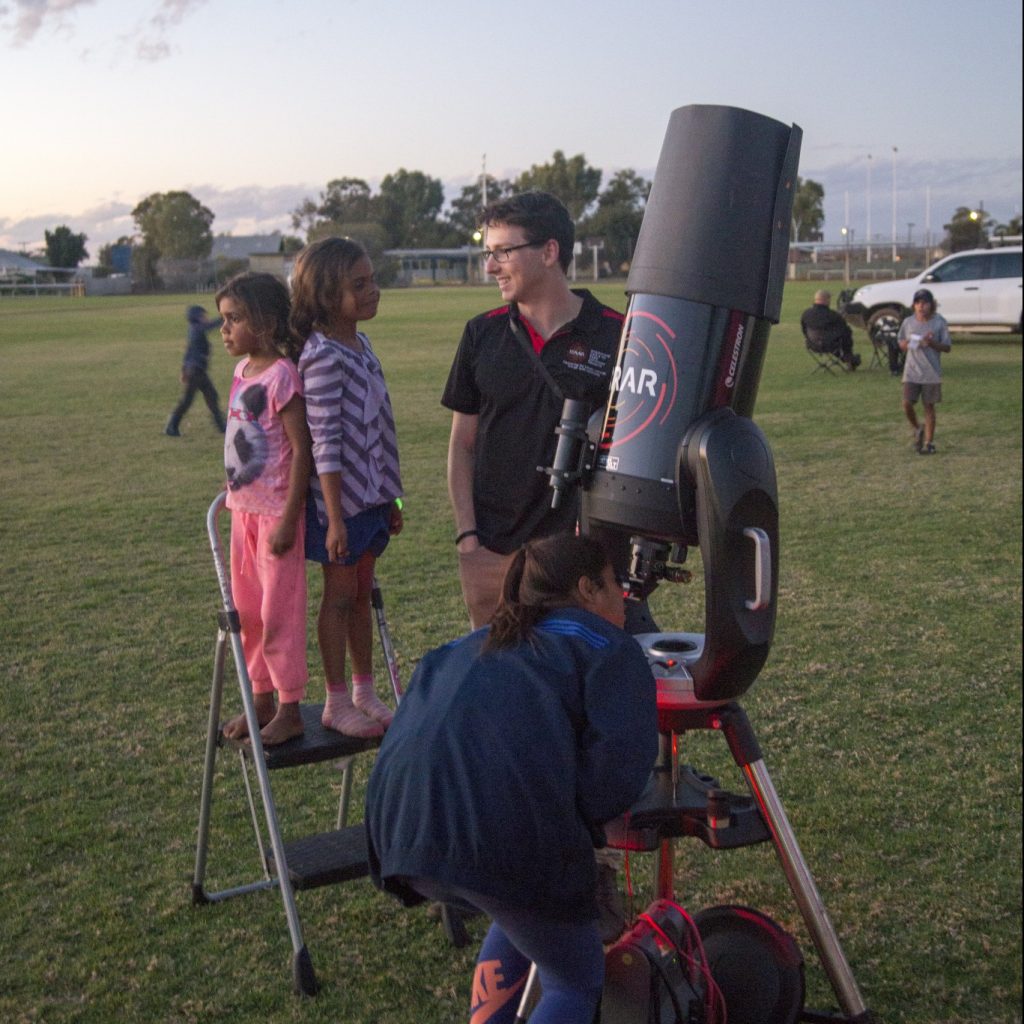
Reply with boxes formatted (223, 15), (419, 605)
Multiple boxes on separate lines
(298, 330), (403, 522)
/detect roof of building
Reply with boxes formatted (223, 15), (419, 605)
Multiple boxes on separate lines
(0, 250), (49, 274)
(384, 248), (481, 258)
(211, 233), (283, 260)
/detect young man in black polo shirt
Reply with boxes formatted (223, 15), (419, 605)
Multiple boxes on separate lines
(443, 191), (624, 629)
(442, 190), (631, 942)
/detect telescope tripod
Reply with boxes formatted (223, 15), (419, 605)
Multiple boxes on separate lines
(634, 700), (870, 1022)
(515, 693), (873, 1022)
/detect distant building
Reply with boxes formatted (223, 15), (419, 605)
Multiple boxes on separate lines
(385, 247), (482, 286)
(211, 233), (284, 262)
(0, 250), (87, 295)
(211, 233), (290, 282)
(0, 249), (48, 278)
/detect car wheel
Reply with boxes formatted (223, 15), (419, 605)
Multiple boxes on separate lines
(868, 307), (901, 347)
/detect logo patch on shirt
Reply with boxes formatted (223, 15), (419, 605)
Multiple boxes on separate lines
(563, 345), (611, 377)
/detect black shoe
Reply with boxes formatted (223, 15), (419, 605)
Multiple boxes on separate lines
(851, 353), (862, 368)
(920, 442), (936, 455)
(164, 420), (181, 437)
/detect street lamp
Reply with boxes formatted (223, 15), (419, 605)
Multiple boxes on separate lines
(472, 228), (484, 283)
(891, 146), (898, 263)
(865, 153), (872, 263)
(841, 225), (850, 286)
(969, 203), (987, 245)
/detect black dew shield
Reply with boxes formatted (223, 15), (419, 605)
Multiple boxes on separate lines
(585, 105), (801, 544)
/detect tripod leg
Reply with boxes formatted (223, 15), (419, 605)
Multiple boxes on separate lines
(742, 758), (868, 1018)
(710, 703), (869, 1018)
(653, 731), (677, 900)
(514, 963), (540, 1023)
(371, 575), (403, 703)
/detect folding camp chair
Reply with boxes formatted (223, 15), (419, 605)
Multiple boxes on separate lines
(804, 328), (850, 375)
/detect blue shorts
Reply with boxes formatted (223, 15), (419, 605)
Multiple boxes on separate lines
(305, 501), (391, 566)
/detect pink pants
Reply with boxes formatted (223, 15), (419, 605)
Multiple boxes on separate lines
(230, 509), (308, 703)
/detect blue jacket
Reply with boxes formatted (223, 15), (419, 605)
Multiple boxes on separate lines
(365, 607), (658, 922)
(182, 308), (221, 372)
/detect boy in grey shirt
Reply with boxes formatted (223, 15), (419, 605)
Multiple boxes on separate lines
(899, 288), (952, 454)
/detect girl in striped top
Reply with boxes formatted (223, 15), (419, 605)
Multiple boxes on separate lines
(292, 238), (404, 738)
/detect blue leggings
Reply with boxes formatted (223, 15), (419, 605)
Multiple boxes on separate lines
(409, 879), (603, 1024)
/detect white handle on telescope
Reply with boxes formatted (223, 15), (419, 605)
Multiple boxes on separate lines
(743, 527), (771, 611)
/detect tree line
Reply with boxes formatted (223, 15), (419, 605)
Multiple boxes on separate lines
(29, 152), (1021, 286)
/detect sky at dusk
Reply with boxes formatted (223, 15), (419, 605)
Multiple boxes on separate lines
(1, 0), (1021, 258)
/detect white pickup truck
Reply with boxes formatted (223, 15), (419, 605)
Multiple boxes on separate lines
(840, 246), (1022, 345)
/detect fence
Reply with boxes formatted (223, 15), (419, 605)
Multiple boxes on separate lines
(0, 280), (85, 297)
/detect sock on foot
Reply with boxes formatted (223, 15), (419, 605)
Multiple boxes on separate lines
(322, 686), (383, 738)
(351, 675), (394, 727)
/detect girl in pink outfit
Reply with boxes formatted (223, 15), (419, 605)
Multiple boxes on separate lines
(291, 238), (404, 739)
(219, 273), (313, 747)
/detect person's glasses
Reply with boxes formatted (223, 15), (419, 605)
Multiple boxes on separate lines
(482, 241), (545, 263)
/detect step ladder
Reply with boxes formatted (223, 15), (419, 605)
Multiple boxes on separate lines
(190, 493), (399, 995)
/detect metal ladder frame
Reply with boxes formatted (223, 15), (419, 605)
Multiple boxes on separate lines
(190, 493), (400, 996)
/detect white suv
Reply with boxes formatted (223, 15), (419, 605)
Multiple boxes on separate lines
(841, 246), (1022, 343)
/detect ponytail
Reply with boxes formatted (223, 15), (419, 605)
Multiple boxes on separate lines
(482, 534), (610, 653)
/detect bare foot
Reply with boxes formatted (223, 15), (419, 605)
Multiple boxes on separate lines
(222, 693), (275, 740)
(259, 703), (305, 746)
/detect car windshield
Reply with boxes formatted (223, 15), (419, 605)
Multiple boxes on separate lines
(928, 254), (990, 283)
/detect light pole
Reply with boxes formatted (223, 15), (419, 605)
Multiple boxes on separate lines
(842, 189), (851, 286)
(472, 228), (484, 284)
(969, 203), (986, 246)
(866, 153), (872, 263)
(891, 146), (898, 263)
(925, 185), (932, 254)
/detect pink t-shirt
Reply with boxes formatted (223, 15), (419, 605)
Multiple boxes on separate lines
(224, 357), (303, 517)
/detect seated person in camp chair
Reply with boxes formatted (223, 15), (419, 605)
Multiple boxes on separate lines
(801, 289), (861, 370)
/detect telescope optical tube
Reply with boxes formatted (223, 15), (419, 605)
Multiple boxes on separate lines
(584, 104), (801, 544)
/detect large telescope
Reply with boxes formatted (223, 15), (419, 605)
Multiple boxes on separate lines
(540, 107), (876, 1023)
(572, 104), (802, 701)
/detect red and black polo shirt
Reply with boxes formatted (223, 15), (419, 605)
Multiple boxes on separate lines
(442, 289), (624, 553)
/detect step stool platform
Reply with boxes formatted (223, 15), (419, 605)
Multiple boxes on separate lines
(272, 825), (370, 890)
(222, 702), (382, 769)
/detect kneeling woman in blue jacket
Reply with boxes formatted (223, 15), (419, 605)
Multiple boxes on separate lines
(365, 534), (658, 1024)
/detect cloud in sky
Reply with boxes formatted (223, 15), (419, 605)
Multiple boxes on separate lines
(0, 185), (312, 253)
(1, 0), (208, 58)
(133, 0), (208, 61)
(1, 157), (1019, 257)
(2, 2), (1017, 252)
(1, 0), (95, 44)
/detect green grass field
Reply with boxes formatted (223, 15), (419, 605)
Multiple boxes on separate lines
(1, 281), (1020, 1023)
